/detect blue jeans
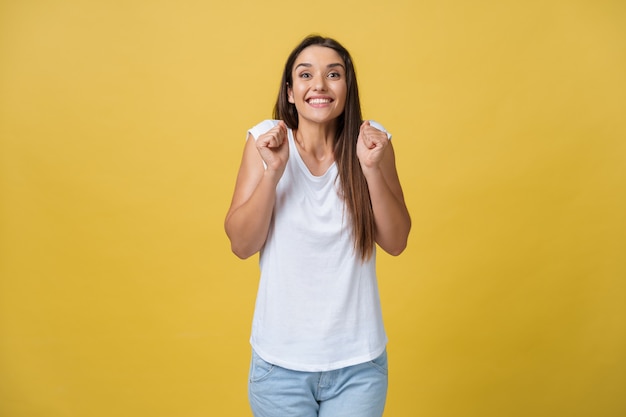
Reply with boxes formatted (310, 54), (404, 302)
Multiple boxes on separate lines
(248, 349), (388, 417)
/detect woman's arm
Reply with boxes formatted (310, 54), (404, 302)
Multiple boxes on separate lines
(224, 123), (289, 259)
(357, 122), (411, 255)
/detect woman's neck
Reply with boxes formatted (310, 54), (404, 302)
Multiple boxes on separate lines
(294, 119), (337, 161)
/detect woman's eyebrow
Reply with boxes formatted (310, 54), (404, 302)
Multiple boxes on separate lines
(294, 62), (345, 70)
(294, 63), (312, 70)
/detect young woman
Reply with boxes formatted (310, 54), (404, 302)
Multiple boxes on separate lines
(225, 35), (411, 417)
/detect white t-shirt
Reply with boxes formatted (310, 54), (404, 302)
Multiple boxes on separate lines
(248, 120), (390, 372)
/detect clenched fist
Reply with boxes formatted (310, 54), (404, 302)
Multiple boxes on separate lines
(356, 120), (389, 171)
(256, 121), (289, 176)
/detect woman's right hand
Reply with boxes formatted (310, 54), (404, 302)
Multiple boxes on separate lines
(225, 121), (290, 258)
(256, 121), (289, 177)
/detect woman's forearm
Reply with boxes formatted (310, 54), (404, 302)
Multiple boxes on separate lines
(364, 166), (411, 255)
(225, 170), (281, 259)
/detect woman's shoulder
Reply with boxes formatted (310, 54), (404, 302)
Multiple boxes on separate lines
(248, 119), (281, 140)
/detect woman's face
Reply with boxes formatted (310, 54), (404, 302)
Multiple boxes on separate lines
(288, 45), (347, 126)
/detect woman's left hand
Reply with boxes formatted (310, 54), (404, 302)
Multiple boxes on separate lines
(356, 120), (411, 256)
(356, 120), (389, 171)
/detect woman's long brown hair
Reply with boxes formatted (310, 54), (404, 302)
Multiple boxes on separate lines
(273, 35), (375, 261)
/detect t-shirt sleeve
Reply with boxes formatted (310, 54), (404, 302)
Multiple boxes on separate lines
(247, 120), (280, 141)
(368, 120), (392, 140)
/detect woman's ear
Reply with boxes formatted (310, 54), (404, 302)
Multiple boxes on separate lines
(287, 84), (294, 104)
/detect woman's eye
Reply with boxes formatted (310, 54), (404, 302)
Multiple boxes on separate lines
(328, 72), (341, 79)
(299, 73), (311, 79)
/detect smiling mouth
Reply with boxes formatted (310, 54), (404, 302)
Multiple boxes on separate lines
(307, 98), (333, 105)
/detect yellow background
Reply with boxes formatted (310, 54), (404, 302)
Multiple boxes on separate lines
(1, 0), (625, 416)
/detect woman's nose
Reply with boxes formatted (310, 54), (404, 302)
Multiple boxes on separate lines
(313, 76), (327, 91)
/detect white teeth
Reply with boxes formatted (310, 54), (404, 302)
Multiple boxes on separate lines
(308, 98), (331, 104)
